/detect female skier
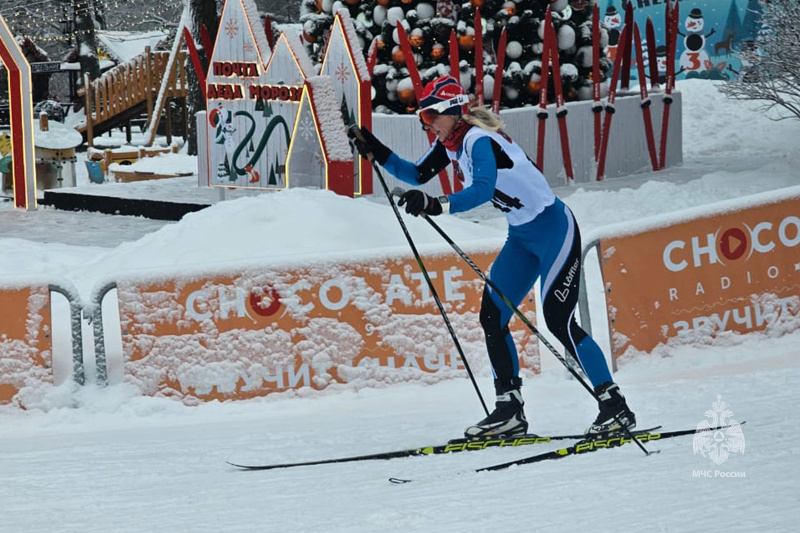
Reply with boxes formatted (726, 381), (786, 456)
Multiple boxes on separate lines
(350, 76), (636, 439)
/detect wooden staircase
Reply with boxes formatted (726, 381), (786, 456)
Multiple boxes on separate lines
(76, 47), (189, 146)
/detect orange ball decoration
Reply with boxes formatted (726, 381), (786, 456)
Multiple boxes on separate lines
(346, 0), (359, 5)
(375, 36), (386, 50)
(401, 0), (414, 4)
(397, 88), (416, 104)
(431, 43), (446, 60)
(391, 47), (406, 67)
(526, 80), (541, 94)
(303, 30), (317, 43)
(409, 34), (424, 49)
(377, 0), (391, 6)
(458, 34), (475, 51)
(471, 0), (486, 8)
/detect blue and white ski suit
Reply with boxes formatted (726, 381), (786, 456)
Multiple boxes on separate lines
(382, 126), (613, 391)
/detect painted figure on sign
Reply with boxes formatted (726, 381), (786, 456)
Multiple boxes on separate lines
(209, 103), (238, 182)
(246, 164), (260, 184)
(679, 8), (716, 74)
(603, 5), (622, 61)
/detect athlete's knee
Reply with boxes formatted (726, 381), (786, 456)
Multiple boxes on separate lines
(547, 314), (590, 351)
(480, 289), (507, 337)
(543, 310), (570, 344)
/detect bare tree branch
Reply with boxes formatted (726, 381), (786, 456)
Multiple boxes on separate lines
(718, 0), (800, 121)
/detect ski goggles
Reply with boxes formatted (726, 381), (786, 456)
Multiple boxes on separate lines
(416, 94), (470, 127)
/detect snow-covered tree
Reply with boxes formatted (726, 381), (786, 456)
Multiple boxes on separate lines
(74, 0), (101, 81)
(718, 0), (800, 121)
(186, 0), (222, 155)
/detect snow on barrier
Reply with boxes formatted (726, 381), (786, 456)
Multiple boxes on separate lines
(580, 185), (800, 365)
(95, 248), (539, 403)
(0, 278), (84, 407)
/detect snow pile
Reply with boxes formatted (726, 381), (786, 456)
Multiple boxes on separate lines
(279, 26), (316, 78)
(34, 120), (82, 151)
(241, 0), (272, 65)
(334, 8), (370, 82)
(95, 30), (169, 63)
(305, 76), (357, 163)
(108, 153), (197, 175)
(79, 187), (501, 282)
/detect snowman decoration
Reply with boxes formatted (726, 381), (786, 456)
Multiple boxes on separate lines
(209, 103), (238, 183)
(678, 8), (716, 74)
(603, 5), (622, 62)
(655, 45), (668, 84)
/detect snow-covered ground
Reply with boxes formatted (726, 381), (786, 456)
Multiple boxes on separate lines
(1, 80), (799, 532)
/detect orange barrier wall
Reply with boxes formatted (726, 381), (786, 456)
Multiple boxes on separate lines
(600, 195), (800, 360)
(0, 285), (52, 404)
(117, 249), (539, 402)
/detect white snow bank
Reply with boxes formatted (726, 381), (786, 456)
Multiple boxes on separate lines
(79, 187), (502, 286)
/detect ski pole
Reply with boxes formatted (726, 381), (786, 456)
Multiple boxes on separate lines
(349, 126), (490, 417)
(390, 187), (651, 456)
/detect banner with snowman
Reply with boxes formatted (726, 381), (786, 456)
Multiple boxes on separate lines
(205, 0), (280, 187)
(600, 0), (763, 81)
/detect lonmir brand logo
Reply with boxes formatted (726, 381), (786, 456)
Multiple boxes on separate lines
(692, 395), (746, 478)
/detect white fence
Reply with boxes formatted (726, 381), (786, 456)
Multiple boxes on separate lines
(372, 92), (682, 195)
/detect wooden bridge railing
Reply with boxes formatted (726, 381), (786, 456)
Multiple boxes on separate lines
(78, 46), (188, 146)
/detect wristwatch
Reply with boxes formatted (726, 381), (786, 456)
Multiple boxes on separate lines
(438, 195), (450, 214)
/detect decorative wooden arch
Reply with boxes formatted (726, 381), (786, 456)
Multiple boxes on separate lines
(0, 15), (37, 210)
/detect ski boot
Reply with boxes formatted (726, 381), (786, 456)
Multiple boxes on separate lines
(465, 378), (528, 439)
(585, 382), (636, 436)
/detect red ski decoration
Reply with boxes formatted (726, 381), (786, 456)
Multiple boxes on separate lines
(491, 27), (507, 114)
(620, 1), (635, 91)
(645, 17), (659, 90)
(449, 30), (461, 80)
(633, 22), (660, 171)
(592, 3), (602, 163)
(536, 18), (551, 171)
(183, 28), (207, 99)
(200, 23), (214, 60)
(367, 38), (379, 75)
(474, 8), (484, 106)
(396, 23), (424, 100)
(397, 21), (453, 195)
(544, 9), (574, 182)
(449, 29), (459, 80)
(659, 1), (679, 169)
(596, 23), (630, 181)
(264, 15), (275, 49)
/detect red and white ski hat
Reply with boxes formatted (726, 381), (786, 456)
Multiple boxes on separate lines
(418, 76), (470, 118)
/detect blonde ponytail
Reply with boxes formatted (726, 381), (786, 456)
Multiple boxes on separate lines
(462, 105), (506, 132)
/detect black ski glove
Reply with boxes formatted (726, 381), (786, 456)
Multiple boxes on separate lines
(348, 126), (392, 165)
(398, 190), (443, 217)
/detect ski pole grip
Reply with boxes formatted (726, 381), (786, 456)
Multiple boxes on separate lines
(348, 125), (374, 162)
(391, 187), (406, 198)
